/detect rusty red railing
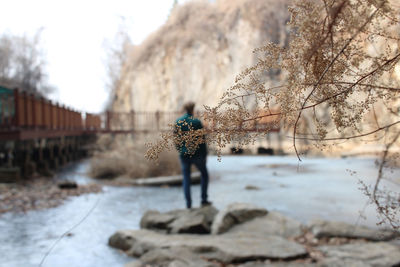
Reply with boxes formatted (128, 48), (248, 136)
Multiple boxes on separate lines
(105, 110), (280, 133)
(0, 88), (102, 132)
(1, 87), (280, 141)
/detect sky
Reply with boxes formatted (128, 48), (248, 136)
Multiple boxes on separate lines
(0, 0), (190, 113)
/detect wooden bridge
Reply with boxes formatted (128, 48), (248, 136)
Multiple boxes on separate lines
(0, 88), (101, 140)
(1, 88), (200, 138)
(0, 86), (280, 180)
(0, 87), (184, 179)
(0, 86), (107, 179)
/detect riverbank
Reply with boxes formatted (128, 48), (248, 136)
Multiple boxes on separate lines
(0, 155), (399, 267)
(0, 177), (101, 214)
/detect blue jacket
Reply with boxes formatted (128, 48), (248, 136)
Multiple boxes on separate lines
(175, 113), (207, 158)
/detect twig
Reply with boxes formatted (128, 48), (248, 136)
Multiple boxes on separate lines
(373, 132), (400, 199)
(306, 82), (400, 92)
(239, 51), (400, 124)
(293, 1), (386, 160)
(286, 120), (400, 141)
(38, 196), (101, 267)
(371, 131), (400, 229)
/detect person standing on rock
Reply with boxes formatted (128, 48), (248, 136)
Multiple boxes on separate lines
(174, 101), (211, 209)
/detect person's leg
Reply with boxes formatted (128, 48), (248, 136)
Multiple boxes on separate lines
(193, 156), (209, 205)
(180, 156), (192, 208)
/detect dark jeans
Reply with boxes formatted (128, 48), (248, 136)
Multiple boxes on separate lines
(179, 155), (209, 209)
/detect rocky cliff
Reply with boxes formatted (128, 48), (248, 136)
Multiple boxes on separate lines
(111, 0), (291, 112)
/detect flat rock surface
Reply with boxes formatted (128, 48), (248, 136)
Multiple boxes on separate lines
(225, 211), (304, 238)
(140, 206), (218, 234)
(116, 172), (201, 186)
(109, 229), (308, 263)
(237, 262), (316, 267)
(140, 210), (176, 231)
(317, 242), (400, 267)
(139, 247), (218, 267)
(168, 212), (210, 234)
(309, 219), (398, 241)
(211, 202), (268, 234)
(317, 258), (368, 267)
(110, 205), (400, 267)
(124, 262), (143, 267)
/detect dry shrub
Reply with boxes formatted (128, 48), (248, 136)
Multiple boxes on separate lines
(90, 134), (181, 179)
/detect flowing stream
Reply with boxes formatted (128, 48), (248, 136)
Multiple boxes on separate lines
(0, 155), (399, 267)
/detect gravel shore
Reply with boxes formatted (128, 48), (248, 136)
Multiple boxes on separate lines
(0, 178), (102, 214)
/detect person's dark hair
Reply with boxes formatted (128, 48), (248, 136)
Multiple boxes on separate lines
(183, 101), (195, 115)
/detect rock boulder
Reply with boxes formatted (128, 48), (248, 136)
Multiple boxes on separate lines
(309, 219), (398, 241)
(140, 210), (176, 232)
(110, 204), (400, 267)
(225, 211), (304, 238)
(140, 206), (218, 234)
(317, 242), (400, 267)
(211, 203), (268, 234)
(139, 247), (217, 267)
(109, 229), (308, 263)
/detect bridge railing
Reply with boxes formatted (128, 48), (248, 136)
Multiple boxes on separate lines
(12, 90), (85, 130)
(0, 87), (104, 132)
(105, 111), (181, 132)
(104, 110), (280, 133)
(86, 113), (102, 131)
(1, 87), (280, 136)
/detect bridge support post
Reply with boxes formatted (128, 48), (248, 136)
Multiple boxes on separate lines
(70, 137), (79, 161)
(36, 139), (52, 177)
(0, 141), (20, 183)
(21, 141), (36, 178)
(58, 137), (68, 166)
(51, 142), (61, 170)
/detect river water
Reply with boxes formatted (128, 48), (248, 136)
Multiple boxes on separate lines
(0, 155), (399, 267)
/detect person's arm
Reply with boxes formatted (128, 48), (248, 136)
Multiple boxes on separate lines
(196, 119), (208, 156)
